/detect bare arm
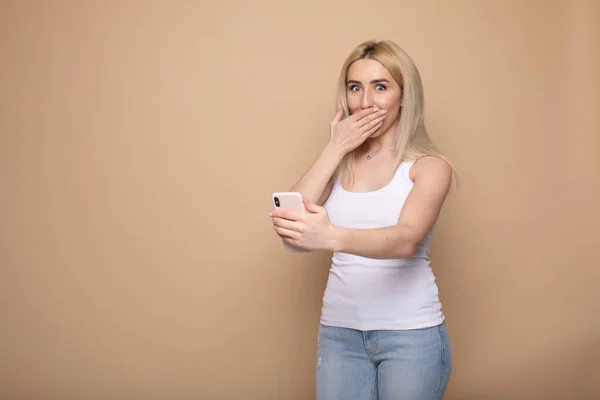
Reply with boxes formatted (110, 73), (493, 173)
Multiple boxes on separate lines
(290, 143), (344, 205)
(330, 156), (452, 259)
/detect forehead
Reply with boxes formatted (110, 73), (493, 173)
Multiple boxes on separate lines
(346, 59), (393, 81)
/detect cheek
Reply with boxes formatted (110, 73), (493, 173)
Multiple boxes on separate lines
(376, 95), (398, 108)
(347, 97), (360, 109)
(377, 96), (400, 112)
(375, 96), (391, 109)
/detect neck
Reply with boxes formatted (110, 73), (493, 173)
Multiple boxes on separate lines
(360, 126), (397, 158)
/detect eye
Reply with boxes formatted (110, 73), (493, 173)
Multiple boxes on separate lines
(348, 85), (361, 92)
(375, 84), (387, 91)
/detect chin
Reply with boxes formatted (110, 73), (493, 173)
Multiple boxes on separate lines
(370, 130), (385, 138)
(373, 123), (392, 137)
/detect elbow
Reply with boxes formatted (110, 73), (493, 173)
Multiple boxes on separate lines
(390, 226), (421, 259)
(396, 240), (418, 259)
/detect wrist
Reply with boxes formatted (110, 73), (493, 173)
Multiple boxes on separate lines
(323, 142), (346, 162)
(328, 225), (345, 252)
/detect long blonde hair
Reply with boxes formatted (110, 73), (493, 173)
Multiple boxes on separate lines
(334, 40), (457, 186)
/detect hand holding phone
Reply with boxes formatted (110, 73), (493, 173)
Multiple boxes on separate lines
(271, 192), (309, 252)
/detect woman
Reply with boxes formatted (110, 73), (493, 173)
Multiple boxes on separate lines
(270, 39), (455, 400)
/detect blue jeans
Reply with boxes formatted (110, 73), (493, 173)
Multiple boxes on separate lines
(316, 322), (452, 400)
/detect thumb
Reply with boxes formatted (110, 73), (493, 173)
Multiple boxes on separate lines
(332, 104), (344, 123)
(302, 195), (322, 213)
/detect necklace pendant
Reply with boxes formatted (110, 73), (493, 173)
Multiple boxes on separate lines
(366, 154), (372, 160)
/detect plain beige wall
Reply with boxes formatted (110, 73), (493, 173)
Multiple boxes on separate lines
(1, 1), (598, 399)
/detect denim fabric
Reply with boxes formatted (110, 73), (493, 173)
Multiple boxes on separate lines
(316, 322), (452, 400)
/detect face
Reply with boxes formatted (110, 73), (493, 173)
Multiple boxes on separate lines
(345, 59), (402, 137)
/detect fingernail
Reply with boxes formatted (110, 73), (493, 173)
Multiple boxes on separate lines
(373, 107), (379, 111)
(268, 212), (273, 216)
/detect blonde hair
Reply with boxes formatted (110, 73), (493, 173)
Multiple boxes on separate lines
(334, 39), (458, 186)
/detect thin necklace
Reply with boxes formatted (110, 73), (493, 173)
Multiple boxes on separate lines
(366, 147), (393, 160)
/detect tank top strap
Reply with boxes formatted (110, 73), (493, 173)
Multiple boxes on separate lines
(398, 159), (416, 186)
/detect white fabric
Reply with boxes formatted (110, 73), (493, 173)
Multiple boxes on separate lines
(321, 159), (445, 331)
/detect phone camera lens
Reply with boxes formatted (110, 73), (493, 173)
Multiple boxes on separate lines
(274, 197), (280, 207)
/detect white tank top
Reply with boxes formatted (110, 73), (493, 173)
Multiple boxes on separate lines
(321, 159), (445, 331)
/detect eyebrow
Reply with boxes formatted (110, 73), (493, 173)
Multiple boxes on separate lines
(346, 79), (390, 85)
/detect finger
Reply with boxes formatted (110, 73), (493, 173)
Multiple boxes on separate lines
(359, 114), (385, 131)
(332, 104), (344, 123)
(282, 237), (301, 248)
(271, 208), (304, 221)
(361, 119), (384, 137)
(301, 195), (312, 210)
(273, 217), (299, 231)
(359, 113), (386, 132)
(302, 197), (322, 213)
(274, 226), (299, 239)
(348, 107), (379, 122)
(355, 109), (387, 129)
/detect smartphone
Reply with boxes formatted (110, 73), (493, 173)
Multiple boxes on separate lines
(271, 192), (308, 252)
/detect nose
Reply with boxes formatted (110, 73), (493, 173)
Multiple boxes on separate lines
(360, 90), (374, 110)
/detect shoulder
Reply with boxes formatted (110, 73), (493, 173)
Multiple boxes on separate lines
(408, 155), (452, 192)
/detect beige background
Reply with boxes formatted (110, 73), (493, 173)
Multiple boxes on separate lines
(1, 1), (599, 399)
